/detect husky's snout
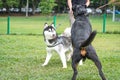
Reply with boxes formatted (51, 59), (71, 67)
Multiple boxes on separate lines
(52, 34), (56, 38)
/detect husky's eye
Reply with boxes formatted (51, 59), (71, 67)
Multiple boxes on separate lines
(52, 29), (54, 32)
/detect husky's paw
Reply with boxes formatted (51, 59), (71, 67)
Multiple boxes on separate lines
(42, 63), (47, 67)
(79, 60), (83, 65)
(62, 66), (67, 68)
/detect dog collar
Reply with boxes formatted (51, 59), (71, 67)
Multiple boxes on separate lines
(47, 42), (62, 47)
(47, 37), (63, 47)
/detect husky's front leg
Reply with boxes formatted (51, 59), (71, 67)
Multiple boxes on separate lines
(42, 50), (52, 66)
(59, 51), (67, 68)
(67, 46), (73, 61)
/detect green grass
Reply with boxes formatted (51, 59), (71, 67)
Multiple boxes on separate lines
(0, 15), (70, 35)
(90, 14), (120, 33)
(0, 34), (120, 80)
(0, 14), (120, 35)
(0, 14), (120, 80)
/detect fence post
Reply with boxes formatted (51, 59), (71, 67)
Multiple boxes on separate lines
(7, 16), (10, 34)
(102, 0), (108, 33)
(103, 13), (106, 33)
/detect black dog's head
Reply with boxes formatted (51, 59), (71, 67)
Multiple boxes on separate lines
(72, 5), (87, 18)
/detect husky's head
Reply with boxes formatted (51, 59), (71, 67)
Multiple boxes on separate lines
(43, 23), (57, 40)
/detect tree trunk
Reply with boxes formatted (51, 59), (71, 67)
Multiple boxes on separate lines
(32, 1), (36, 15)
(112, 5), (115, 22)
(26, 0), (29, 17)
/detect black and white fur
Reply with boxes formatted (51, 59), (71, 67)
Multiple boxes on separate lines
(61, 27), (83, 65)
(42, 23), (73, 68)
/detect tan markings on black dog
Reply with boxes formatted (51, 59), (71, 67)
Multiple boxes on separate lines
(80, 47), (86, 56)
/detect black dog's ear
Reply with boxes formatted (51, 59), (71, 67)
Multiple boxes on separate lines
(44, 23), (48, 29)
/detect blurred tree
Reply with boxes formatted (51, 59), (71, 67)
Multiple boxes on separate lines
(1, 0), (20, 13)
(30, 0), (40, 15)
(0, 0), (3, 8)
(39, 0), (57, 14)
(109, 0), (120, 8)
(6, 0), (19, 7)
(18, 0), (26, 13)
(0, 0), (119, 15)
(55, 0), (67, 13)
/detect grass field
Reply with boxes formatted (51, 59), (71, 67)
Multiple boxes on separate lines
(0, 14), (120, 80)
(0, 14), (120, 34)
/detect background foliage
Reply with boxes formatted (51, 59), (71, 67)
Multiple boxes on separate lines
(39, 0), (57, 14)
(0, 0), (119, 15)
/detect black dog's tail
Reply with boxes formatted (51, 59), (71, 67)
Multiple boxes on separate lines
(80, 30), (97, 48)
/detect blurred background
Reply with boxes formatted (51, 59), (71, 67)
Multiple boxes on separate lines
(0, 0), (119, 15)
(0, 0), (120, 35)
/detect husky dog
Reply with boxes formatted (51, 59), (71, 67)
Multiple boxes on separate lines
(42, 23), (73, 68)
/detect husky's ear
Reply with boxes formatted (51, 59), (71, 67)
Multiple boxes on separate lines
(44, 23), (48, 29)
(51, 23), (55, 28)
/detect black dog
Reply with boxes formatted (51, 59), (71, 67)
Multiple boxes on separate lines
(71, 5), (106, 80)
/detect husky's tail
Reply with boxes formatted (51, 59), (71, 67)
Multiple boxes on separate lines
(80, 30), (97, 48)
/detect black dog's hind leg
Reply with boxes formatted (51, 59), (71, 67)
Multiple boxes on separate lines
(87, 46), (106, 80)
(71, 60), (78, 80)
(72, 48), (82, 80)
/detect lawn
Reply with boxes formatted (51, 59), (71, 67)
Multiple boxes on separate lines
(0, 14), (120, 80)
(0, 14), (120, 35)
